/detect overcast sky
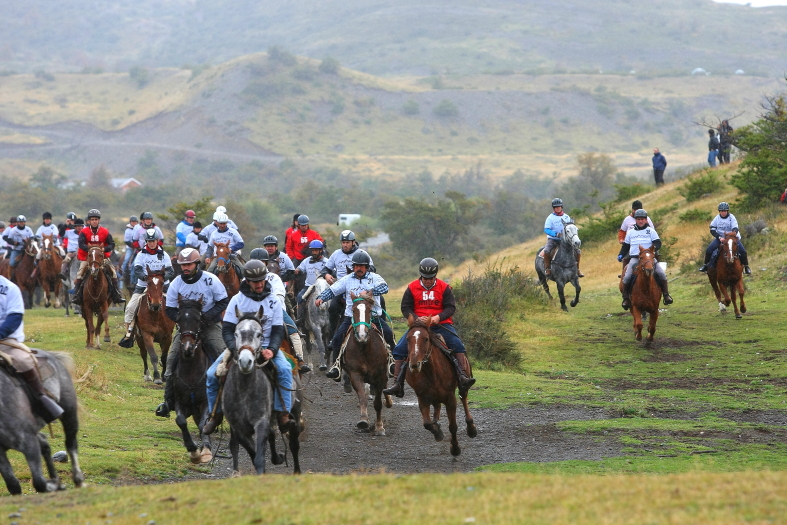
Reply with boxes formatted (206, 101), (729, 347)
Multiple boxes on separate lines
(713, 0), (787, 6)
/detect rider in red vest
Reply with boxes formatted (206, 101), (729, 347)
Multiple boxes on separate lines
(72, 208), (125, 305)
(284, 214), (323, 266)
(383, 257), (475, 398)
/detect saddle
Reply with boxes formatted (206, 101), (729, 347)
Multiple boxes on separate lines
(0, 345), (57, 421)
(537, 246), (559, 259)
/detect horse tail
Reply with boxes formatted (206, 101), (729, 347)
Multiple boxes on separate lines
(49, 351), (77, 379)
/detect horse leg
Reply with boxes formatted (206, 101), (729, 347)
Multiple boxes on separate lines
(62, 410), (84, 488)
(738, 280), (747, 314)
(569, 277), (581, 308)
(21, 437), (56, 493)
(731, 285), (742, 319)
(37, 434), (60, 488)
(647, 309), (658, 342)
(138, 334), (151, 382)
(160, 336), (171, 379)
(143, 332), (161, 384)
(53, 278), (61, 308)
(350, 372), (370, 430)
(229, 432), (241, 477)
(373, 388), (385, 436)
(43, 281), (51, 308)
(556, 281), (567, 311)
(197, 413), (212, 463)
(175, 412), (200, 462)
(0, 448), (22, 495)
(268, 430), (285, 465)
(288, 411), (301, 474)
(84, 310), (94, 349)
(632, 307), (643, 340)
(419, 399), (444, 441)
(446, 396), (460, 457)
(460, 395), (477, 438)
(102, 302), (111, 343)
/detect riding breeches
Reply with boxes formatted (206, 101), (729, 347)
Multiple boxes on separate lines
(543, 238), (560, 254)
(206, 349), (292, 415)
(706, 238), (747, 262)
(8, 250), (22, 268)
(163, 322), (225, 380)
(0, 343), (36, 373)
(282, 308), (298, 335)
(124, 292), (144, 324)
(622, 257), (667, 284)
(330, 315), (395, 354)
(76, 259), (117, 280)
(392, 323), (466, 361)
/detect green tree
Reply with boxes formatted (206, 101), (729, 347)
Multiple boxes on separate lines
(30, 165), (65, 190)
(268, 46), (297, 66)
(157, 196), (215, 238)
(318, 57), (340, 74)
(129, 66), (149, 88)
(433, 99), (458, 118)
(560, 152), (620, 215)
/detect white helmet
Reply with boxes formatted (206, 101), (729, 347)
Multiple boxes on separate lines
(212, 211), (221, 221)
(215, 212), (229, 224)
(216, 206), (227, 213)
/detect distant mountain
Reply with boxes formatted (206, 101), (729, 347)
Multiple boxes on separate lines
(2, 0), (786, 77)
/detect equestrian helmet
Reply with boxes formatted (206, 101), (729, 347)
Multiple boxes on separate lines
(297, 215), (310, 226)
(140, 211), (153, 220)
(42, 212), (52, 219)
(263, 235), (278, 246)
(308, 240), (323, 249)
(143, 229), (158, 243)
(551, 198), (564, 208)
(66, 212), (77, 220)
(184, 210), (196, 218)
(177, 248), (200, 265)
(216, 205), (227, 213)
(0, 222), (5, 229)
(293, 213), (301, 222)
(87, 209), (101, 219)
(634, 209), (648, 218)
(212, 211), (221, 221)
(74, 218), (84, 226)
(16, 215), (26, 222)
(249, 248), (269, 262)
(718, 202), (730, 211)
(351, 250), (371, 266)
(129, 215), (139, 223)
(214, 212), (229, 224)
(193, 221), (202, 229)
(340, 230), (356, 242)
(632, 200), (643, 211)
(243, 260), (268, 281)
(419, 257), (439, 279)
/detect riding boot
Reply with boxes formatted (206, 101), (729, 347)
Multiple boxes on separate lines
(20, 369), (64, 423)
(382, 360), (407, 398)
(290, 332), (310, 373)
(543, 250), (553, 277)
(155, 378), (174, 418)
(277, 411), (295, 433)
(110, 276), (125, 305)
(656, 273), (674, 305)
(575, 252), (585, 278)
(450, 352), (476, 397)
(71, 279), (84, 306)
(118, 323), (134, 348)
(203, 410), (223, 435)
(699, 250), (712, 273)
(621, 280), (633, 310)
(325, 358), (342, 381)
(740, 252), (752, 275)
(59, 259), (69, 280)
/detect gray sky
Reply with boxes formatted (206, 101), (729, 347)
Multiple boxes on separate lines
(713, 0), (787, 5)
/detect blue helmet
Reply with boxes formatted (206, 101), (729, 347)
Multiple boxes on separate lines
(308, 240), (323, 249)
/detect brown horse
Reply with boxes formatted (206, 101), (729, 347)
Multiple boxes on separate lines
(620, 246), (661, 341)
(211, 242), (240, 298)
(81, 246), (111, 349)
(12, 238), (38, 309)
(135, 266), (175, 384)
(37, 234), (62, 308)
(0, 253), (10, 280)
(708, 231), (746, 319)
(343, 292), (392, 435)
(405, 315), (477, 456)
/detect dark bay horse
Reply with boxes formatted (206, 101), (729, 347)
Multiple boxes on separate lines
(620, 246), (661, 341)
(172, 297), (213, 464)
(708, 231), (746, 319)
(81, 247), (111, 349)
(535, 223), (582, 311)
(12, 238), (38, 309)
(211, 242), (240, 298)
(224, 308), (301, 475)
(135, 267), (174, 384)
(343, 292), (392, 435)
(405, 315), (477, 456)
(0, 350), (84, 495)
(37, 234), (62, 309)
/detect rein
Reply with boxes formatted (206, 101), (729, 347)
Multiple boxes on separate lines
(351, 297), (373, 332)
(411, 325), (434, 366)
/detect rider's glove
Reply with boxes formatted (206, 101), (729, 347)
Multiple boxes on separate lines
(617, 254), (624, 262)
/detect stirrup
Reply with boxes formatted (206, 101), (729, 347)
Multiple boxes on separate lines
(298, 361), (312, 373)
(698, 264), (708, 273)
(382, 382), (405, 398)
(155, 402), (170, 418)
(663, 294), (673, 305)
(118, 333), (135, 348)
(744, 266), (751, 275)
(325, 366), (341, 381)
(203, 413), (223, 435)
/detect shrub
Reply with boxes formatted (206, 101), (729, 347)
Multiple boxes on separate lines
(402, 99), (420, 115)
(433, 99), (458, 118)
(577, 202), (627, 246)
(678, 170), (724, 202)
(128, 66), (149, 88)
(268, 46), (297, 66)
(318, 57), (340, 75)
(613, 182), (652, 203)
(678, 208), (712, 223)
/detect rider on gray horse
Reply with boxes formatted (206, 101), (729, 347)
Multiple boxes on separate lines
(543, 198), (584, 278)
(618, 209), (673, 310)
(698, 202), (751, 275)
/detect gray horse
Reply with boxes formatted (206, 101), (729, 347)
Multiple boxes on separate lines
(60, 256), (80, 317)
(0, 350), (84, 495)
(535, 222), (582, 311)
(223, 308), (302, 475)
(303, 278), (331, 371)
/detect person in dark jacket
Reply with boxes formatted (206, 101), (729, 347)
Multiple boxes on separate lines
(652, 148), (667, 186)
(718, 120), (734, 164)
(707, 129), (720, 168)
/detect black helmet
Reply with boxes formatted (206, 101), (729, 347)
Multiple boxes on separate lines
(551, 198), (564, 208)
(718, 202), (730, 211)
(293, 213), (301, 222)
(87, 209), (101, 219)
(193, 221), (202, 229)
(66, 212), (77, 220)
(140, 211), (153, 220)
(632, 200), (643, 211)
(249, 248), (269, 262)
(340, 230), (356, 242)
(634, 209), (648, 218)
(143, 228), (158, 242)
(419, 257), (439, 279)
(263, 235), (278, 246)
(243, 260), (268, 282)
(74, 218), (85, 225)
(351, 250), (371, 266)
(42, 212), (52, 220)
(129, 215), (139, 223)
(297, 215), (310, 226)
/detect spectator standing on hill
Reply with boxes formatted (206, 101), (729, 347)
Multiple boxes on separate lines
(707, 129), (720, 168)
(718, 120), (734, 164)
(652, 148), (667, 186)
(780, 188), (787, 204)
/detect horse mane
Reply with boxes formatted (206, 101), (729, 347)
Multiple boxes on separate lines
(407, 314), (431, 329)
(178, 299), (203, 310)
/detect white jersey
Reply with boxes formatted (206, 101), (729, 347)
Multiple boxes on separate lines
(35, 224), (61, 245)
(133, 224), (164, 249)
(324, 248), (374, 280)
(5, 226), (34, 249)
(264, 273), (287, 303)
(224, 292), (282, 348)
(166, 271), (228, 313)
(123, 225), (137, 246)
(63, 229), (80, 253)
(0, 233), (7, 250)
(201, 222), (218, 241)
(624, 226), (660, 257)
(270, 251), (295, 280)
(297, 257), (328, 287)
(710, 213), (741, 239)
(133, 249), (174, 288)
(206, 227), (243, 256)
(328, 271), (388, 317)
(185, 231), (208, 256)
(0, 276), (25, 342)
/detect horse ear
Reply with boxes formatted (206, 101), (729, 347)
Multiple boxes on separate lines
(146, 264), (151, 273)
(407, 313), (417, 327)
(235, 305), (242, 319)
(257, 305), (264, 319)
(178, 293), (183, 302)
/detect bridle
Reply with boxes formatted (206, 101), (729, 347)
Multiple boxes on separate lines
(351, 296), (373, 341)
(235, 313), (268, 368)
(638, 248), (656, 276)
(146, 272), (165, 311)
(408, 324), (434, 370)
(723, 236), (739, 264)
(24, 239), (39, 258)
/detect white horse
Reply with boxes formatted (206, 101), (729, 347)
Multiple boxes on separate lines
(303, 278), (332, 370)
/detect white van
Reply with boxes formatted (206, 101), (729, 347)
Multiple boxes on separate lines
(337, 213), (361, 226)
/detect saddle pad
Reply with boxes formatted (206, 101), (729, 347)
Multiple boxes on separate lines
(302, 284), (315, 301)
(537, 247), (560, 259)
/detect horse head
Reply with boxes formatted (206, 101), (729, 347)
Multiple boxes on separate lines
(177, 294), (204, 359)
(234, 305), (266, 374)
(723, 231), (739, 264)
(563, 223), (582, 250)
(350, 291), (374, 343)
(638, 246), (656, 277)
(24, 237), (40, 258)
(213, 242), (231, 273)
(145, 265), (166, 312)
(406, 314), (433, 374)
(88, 246), (104, 277)
(40, 234), (54, 260)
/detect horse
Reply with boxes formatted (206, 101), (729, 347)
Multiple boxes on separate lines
(134, 266), (175, 384)
(12, 238), (38, 309)
(210, 242), (240, 298)
(620, 246), (661, 341)
(171, 297), (213, 464)
(0, 350), (84, 495)
(404, 315), (477, 456)
(223, 307), (302, 475)
(535, 223), (582, 311)
(0, 256), (10, 280)
(708, 231), (747, 319)
(37, 234), (62, 309)
(342, 292), (392, 435)
(60, 254), (80, 317)
(303, 278), (331, 371)
(81, 247), (111, 349)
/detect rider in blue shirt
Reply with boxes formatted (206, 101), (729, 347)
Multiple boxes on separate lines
(543, 198), (584, 278)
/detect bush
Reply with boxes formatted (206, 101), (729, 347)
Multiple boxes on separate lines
(268, 46), (297, 66)
(402, 99), (420, 115)
(613, 182), (653, 203)
(678, 208), (712, 223)
(433, 99), (458, 118)
(318, 57), (340, 74)
(577, 202), (627, 246)
(128, 66), (149, 88)
(678, 170), (724, 202)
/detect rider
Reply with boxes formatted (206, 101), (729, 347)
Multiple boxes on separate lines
(316, 250), (395, 380)
(249, 248), (309, 373)
(544, 198), (584, 278)
(133, 212), (163, 250)
(175, 210), (196, 255)
(119, 229), (175, 347)
(33, 212), (66, 266)
(121, 215), (139, 280)
(320, 230), (372, 332)
(618, 200), (654, 274)
(72, 209), (125, 305)
(283, 214), (301, 257)
(4, 215), (35, 270)
(263, 235), (295, 282)
(0, 222), (7, 258)
(184, 221), (208, 261)
(156, 248), (229, 418)
(202, 260), (294, 435)
(618, 209), (673, 309)
(383, 258), (476, 399)
(0, 274), (64, 422)
(204, 213), (244, 277)
(294, 240), (328, 319)
(285, 215), (323, 267)
(60, 218), (84, 279)
(698, 202), (751, 275)
(57, 212), (77, 239)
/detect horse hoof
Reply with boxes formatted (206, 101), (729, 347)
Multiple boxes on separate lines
(271, 452), (285, 465)
(450, 444), (461, 457)
(736, 314), (743, 319)
(231, 470), (241, 478)
(343, 382), (353, 394)
(189, 450), (201, 464)
(384, 394), (393, 408)
(561, 306), (568, 312)
(144, 374), (152, 382)
(153, 378), (163, 385)
(199, 448), (212, 463)
(374, 428), (386, 436)
(467, 421), (477, 438)
(635, 334), (642, 341)
(45, 303), (51, 308)
(356, 420), (370, 430)
(741, 306), (747, 313)
(104, 336), (111, 343)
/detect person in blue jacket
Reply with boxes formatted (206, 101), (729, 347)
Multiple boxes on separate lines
(543, 198), (583, 278)
(652, 148), (667, 186)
